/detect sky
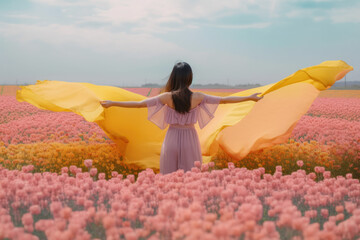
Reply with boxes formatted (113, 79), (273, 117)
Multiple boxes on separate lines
(0, 0), (359, 87)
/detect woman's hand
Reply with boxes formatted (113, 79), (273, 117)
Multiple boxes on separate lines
(100, 100), (113, 108)
(249, 93), (263, 102)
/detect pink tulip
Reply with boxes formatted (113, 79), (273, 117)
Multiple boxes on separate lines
(22, 213), (33, 226)
(194, 161), (201, 168)
(336, 205), (344, 213)
(346, 173), (352, 179)
(336, 213), (344, 221)
(321, 209), (329, 219)
(98, 173), (105, 180)
(323, 171), (331, 179)
(84, 159), (93, 168)
(29, 205), (41, 215)
(69, 165), (77, 174)
(61, 207), (72, 220)
(89, 168), (98, 177)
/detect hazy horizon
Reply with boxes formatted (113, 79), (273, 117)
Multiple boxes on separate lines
(1, 0), (359, 87)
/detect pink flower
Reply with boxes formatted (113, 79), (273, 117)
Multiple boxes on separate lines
(194, 161), (201, 168)
(321, 209), (328, 219)
(208, 162), (215, 168)
(69, 165), (77, 174)
(98, 173), (106, 180)
(212, 223), (229, 238)
(303, 223), (320, 238)
(275, 166), (282, 172)
(308, 172), (316, 180)
(22, 165), (34, 173)
(228, 162), (235, 169)
(127, 174), (135, 183)
(111, 202), (121, 211)
(296, 160), (304, 167)
(27, 165), (34, 172)
(50, 202), (62, 216)
(336, 205), (344, 213)
(102, 216), (116, 230)
(291, 218), (308, 231)
(84, 159), (93, 168)
(263, 221), (276, 234)
(60, 207), (72, 220)
(111, 171), (118, 178)
(345, 201), (356, 214)
(264, 174), (272, 181)
(305, 210), (317, 219)
(76, 197), (85, 206)
(201, 164), (209, 172)
(61, 167), (68, 174)
(274, 172), (282, 179)
(90, 168), (98, 177)
(22, 213), (33, 226)
(336, 213), (344, 221)
(323, 171), (331, 179)
(29, 205), (41, 215)
(346, 173), (352, 179)
(84, 200), (94, 209)
(323, 221), (336, 231)
(124, 232), (137, 240)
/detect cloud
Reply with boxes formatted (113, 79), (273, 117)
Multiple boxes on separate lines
(4, 14), (40, 19)
(278, 0), (360, 23)
(0, 22), (183, 56)
(29, 0), (88, 7)
(330, 7), (360, 23)
(27, 0), (360, 25)
(208, 22), (271, 29)
(29, 0), (279, 33)
(85, 0), (277, 23)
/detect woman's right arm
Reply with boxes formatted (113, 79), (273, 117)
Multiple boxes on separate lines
(219, 92), (263, 104)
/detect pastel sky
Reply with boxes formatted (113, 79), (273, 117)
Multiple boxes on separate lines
(1, 0), (359, 87)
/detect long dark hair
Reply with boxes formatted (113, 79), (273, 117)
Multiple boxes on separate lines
(163, 62), (193, 113)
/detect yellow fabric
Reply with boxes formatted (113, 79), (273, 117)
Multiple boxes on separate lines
(16, 60), (353, 169)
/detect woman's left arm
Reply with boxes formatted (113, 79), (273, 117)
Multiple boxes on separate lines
(100, 93), (168, 108)
(100, 100), (147, 108)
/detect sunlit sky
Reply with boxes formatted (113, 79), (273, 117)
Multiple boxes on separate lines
(1, 0), (359, 87)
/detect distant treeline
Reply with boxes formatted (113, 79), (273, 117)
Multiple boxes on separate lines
(3, 81), (360, 90)
(141, 81), (360, 89)
(140, 83), (262, 89)
(331, 81), (360, 89)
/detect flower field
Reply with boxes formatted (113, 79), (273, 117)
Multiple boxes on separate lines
(0, 88), (359, 239)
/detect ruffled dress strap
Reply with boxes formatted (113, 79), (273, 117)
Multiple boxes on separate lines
(198, 94), (221, 129)
(145, 96), (168, 130)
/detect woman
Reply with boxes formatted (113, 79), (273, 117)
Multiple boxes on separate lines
(100, 62), (263, 174)
(16, 60), (352, 172)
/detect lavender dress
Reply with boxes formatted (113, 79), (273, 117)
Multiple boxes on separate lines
(145, 94), (221, 175)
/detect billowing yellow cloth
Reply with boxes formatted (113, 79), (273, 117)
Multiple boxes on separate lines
(16, 60), (353, 169)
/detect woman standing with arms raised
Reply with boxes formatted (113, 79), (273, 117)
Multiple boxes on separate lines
(100, 62), (263, 174)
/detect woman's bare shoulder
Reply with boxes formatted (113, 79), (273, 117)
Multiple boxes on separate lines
(158, 92), (171, 105)
(192, 91), (206, 99)
(192, 92), (206, 106)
